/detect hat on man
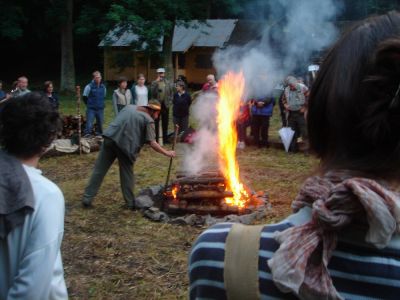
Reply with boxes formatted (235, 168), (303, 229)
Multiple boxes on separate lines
(144, 99), (161, 111)
(286, 76), (298, 86)
(156, 68), (166, 73)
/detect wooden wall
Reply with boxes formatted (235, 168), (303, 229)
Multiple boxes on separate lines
(103, 46), (217, 85)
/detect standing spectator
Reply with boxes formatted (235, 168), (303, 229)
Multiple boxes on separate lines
(0, 81), (6, 100)
(131, 73), (149, 107)
(112, 76), (132, 115)
(0, 93), (67, 299)
(250, 95), (275, 148)
(282, 75), (309, 152)
(150, 68), (174, 144)
(43, 81), (59, 110)
(81, 100), (175, 209)
(11, 76), (30, 97)
(189, 12), (400, 300)
(83, 71), (107, 137)
(202, 74), (218, 92)
(172, 81), (192, 134)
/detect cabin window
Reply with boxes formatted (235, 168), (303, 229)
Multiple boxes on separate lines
(195, 54), (213, 69)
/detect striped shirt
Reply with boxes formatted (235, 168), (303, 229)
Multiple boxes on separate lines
(189, 207), (400, 299)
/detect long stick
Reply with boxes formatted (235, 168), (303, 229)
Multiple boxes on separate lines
(76, 86), (82, 155)
(164, 124), (180, 188)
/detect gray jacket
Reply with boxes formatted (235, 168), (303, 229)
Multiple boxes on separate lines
(150, 79), (174, 108)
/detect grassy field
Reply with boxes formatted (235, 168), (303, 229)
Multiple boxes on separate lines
(39, 95), (319, 299)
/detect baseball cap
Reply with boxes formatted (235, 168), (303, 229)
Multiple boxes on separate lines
(156, 68), (166, 73)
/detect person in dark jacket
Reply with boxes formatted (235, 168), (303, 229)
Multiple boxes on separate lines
(82, 71), (107, 137)
(172, 81), (192, 134)
(43, 81), (59, 110)
(250, 95), (275, 148)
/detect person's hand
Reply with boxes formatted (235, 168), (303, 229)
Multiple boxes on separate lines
(300, 107), (305, 113)
(284, 103), (289, 111)
(257, 101), (264, 107)
(166, 150), (176, 158)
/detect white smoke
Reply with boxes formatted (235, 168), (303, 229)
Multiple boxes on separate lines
(214, 0), (341, 97)
(182, 92), (219, 175)
(182, 0), (341, 174)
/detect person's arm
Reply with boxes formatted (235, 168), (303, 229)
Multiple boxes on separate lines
(282, 91), (289, 110)
(145, 86), (150, 104)
(300, 85), (309, 112)
(149, 140), (175, 158)
(130, 85), (137, 105)
(7, 189), (67, 300)
(54, 94), (60, 110)
(112, 92), (118, 116)
(172, 93), (177, 105)
(82, 85), (90, 105)
(145, 121), (175, 157)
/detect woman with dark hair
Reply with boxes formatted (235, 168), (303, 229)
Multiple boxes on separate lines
(112, 76), (133, 115)
(189, 11), (400, 300)
(0, 93), (67, 299)
(43, 80), (59, 110)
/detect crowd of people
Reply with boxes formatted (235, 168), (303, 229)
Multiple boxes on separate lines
(0, 67), (310, 154)
(2, 10), (400, 300)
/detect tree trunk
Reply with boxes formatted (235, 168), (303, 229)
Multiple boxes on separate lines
(162, 23), (175, 82)
(60, 0), (75, 93)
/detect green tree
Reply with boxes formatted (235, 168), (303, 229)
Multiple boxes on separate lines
(78, 0), (243, 81)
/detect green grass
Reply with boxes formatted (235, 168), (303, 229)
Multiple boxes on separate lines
(39, 96), (319, 299)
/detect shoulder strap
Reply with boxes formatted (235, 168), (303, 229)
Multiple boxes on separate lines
(224, 223), (264, 300)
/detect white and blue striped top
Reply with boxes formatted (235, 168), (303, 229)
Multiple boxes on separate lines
(189, 207), (400, 300)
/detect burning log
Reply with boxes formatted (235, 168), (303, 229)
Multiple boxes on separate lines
(178, 190), (233, 199)
(174, 177), (226, 185)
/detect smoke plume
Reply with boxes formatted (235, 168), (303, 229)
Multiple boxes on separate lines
(182, 0), (342, 174)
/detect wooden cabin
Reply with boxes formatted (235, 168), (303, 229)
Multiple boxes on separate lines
(99, 20), (238, 85)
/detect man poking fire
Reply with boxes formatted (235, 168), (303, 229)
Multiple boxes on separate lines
(82, 100), (176, 210)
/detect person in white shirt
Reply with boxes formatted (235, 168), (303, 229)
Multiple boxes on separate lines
(0, 92), (68, 300)
(131, 73), (149, 107)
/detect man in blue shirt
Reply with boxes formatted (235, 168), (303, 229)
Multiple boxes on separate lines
(83, 70), (107, 137)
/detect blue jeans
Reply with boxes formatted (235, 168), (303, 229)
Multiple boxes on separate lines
(85, 108), (104, 135)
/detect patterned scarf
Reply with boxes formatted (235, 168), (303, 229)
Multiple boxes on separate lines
(267, 170), (400, 300)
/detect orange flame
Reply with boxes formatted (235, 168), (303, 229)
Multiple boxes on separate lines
(217, 71), (249, 207)
(171, 185), (178, 200)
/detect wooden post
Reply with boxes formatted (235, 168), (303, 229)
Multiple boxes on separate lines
(76, 86), (82, 155)
(174, 53), (179, 81)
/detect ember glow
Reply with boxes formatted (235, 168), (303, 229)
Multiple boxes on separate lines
(171, 185), (178, 200)
(216, 71), (249, 207)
